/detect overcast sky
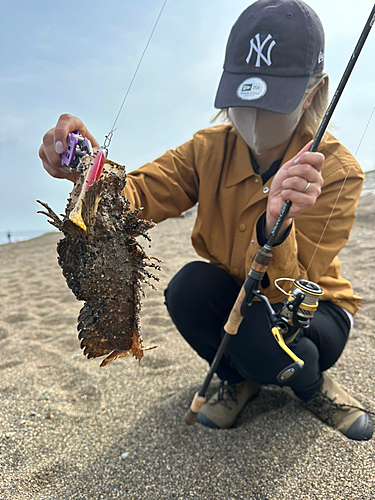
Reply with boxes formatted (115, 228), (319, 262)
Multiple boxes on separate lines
(1, 0), (374, 233)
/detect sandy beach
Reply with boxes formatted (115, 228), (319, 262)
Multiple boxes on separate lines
(1, 172), (374, 500)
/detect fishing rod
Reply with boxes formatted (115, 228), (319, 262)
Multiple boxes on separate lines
(184, 3), (375, 426)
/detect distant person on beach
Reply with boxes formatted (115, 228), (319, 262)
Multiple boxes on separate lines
(39, 0), (373, 440)
(7, 231), (11, 243)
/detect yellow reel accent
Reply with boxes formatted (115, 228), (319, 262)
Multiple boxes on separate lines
(271, 326), (304, 366)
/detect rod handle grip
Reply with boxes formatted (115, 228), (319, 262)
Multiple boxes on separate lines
(184, 392), (206, 426)
(223, 285), (246, 335)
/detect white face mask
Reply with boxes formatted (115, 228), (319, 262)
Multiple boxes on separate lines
(228, 103), (305, 154)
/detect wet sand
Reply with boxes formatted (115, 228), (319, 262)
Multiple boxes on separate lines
(0, 171), (374, 499)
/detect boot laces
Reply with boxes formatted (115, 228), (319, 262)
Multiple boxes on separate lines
(305, 390), (375, 429)
(217, 381), (239, 410)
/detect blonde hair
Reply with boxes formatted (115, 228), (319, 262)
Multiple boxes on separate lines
(298, 71), (329, 138)
(212, 72), (329, 138)
(211, 108), (231, 124)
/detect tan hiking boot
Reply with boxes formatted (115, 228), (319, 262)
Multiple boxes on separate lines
(197, 380), (261, 429)
(305, 373), (374, 440)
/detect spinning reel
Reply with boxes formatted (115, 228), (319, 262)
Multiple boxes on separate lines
(253, 278), (323, 384)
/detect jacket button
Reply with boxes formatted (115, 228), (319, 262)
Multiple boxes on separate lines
(238, 223), (246, 232)
(263, 187), (270, 194)
(255, 178), (259, 183)
(232, 268), (239, 276)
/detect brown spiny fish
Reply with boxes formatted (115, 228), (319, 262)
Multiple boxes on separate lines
(37, 155), (160, 367)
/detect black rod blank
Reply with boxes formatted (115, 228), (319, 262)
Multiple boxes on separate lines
(267, 4), (375, 248)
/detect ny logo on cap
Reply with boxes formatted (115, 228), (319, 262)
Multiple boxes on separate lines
(246, 34), (276, 67)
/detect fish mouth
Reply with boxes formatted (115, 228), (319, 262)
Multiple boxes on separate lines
(69, 151), (105, 231)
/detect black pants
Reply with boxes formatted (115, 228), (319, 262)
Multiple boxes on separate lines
(164, 261), (351, 401)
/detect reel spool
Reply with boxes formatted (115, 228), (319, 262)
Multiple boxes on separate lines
(281, 279), (323, 329)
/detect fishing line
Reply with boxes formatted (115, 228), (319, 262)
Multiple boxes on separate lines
(355, 104), (375, 156)
(306, 103), (375, 274)
(103, 0), (168, 151)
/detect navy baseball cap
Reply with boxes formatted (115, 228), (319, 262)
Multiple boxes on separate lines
(215, 0), (325, 114)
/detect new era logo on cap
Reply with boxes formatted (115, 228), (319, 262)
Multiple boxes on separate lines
(237, 77), (268, 100)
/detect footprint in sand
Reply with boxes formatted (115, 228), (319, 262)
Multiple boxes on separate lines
(140, 356), (173, 370)
(42, 314), (77, 326)
(143, 299), (163, 309)
(0, 359), (23, 370)
(6, 285), (23, 295)
(33, 299), (61, 317)
(34, 298), (60, 308)
(4, 313), (32, 323)
(0, 325), (9, 340)
(142, 314), (173, 328)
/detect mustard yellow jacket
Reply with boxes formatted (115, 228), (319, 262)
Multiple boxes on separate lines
(122, 125), (364, 316)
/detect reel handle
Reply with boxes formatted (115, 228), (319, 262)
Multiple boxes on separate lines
(277, 362), (304, 384)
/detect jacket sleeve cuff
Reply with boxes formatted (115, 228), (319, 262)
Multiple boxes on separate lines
(246, 213), (300, 294)
(256, 212), (292, 247)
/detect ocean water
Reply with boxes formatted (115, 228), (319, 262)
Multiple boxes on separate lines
(0, 229), (58, 245)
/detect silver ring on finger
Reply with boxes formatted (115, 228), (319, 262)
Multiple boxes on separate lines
(301, 180), (311, 193)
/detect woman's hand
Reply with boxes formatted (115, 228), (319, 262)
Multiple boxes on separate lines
(265, 140), (325, 239)
(38, 114), (100, 183)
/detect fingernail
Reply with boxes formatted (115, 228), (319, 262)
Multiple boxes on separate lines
(294, 157), (300, 164)
(55, 141), (64, 154)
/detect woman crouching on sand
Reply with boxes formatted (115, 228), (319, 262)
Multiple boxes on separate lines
(39, 0), (373, 440)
